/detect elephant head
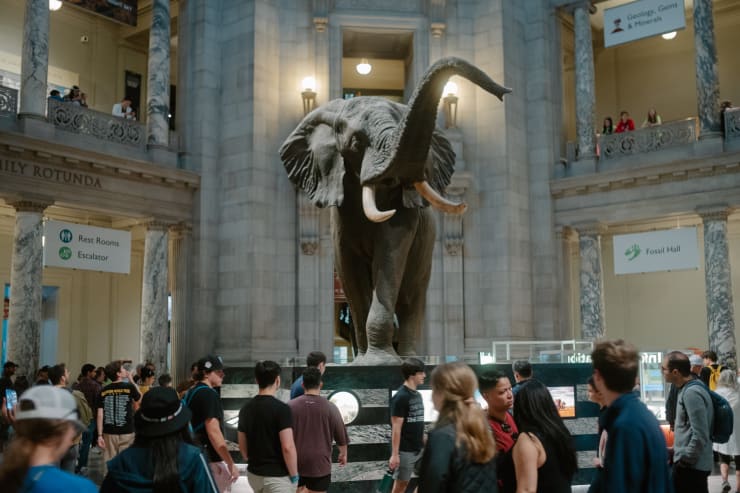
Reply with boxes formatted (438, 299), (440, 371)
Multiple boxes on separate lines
(279, 57), (511, 222)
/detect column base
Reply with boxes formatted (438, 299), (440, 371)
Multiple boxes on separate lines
(18, 114), (54, 140)
(693, 135), (723, 156)
(568, 157), (597, 176)
(147, 144), (178, 168)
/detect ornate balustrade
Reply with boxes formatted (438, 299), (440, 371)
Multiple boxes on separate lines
(47, 99), (145, 148)
(0, 86), (18, 117)
(598, 118), (698, 160)
(725, 107), (740, 142)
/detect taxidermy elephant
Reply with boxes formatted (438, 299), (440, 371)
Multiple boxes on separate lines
(279, 57), (510, 364)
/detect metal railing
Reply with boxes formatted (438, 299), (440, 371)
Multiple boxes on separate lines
(0, 86), (18, 117)
(490, 340), (595, 364)
(598, 117), (698, 160)
(725, 107), (740, 142)
(47, 98), (146, 148)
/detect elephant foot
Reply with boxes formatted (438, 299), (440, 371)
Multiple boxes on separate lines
(351, 346), (401, 365)
(397, 344), (417, 357)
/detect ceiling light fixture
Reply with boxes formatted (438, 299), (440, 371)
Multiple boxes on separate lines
(661, 31), (677, 40)
(356, 58), (372, 75)
(49, 0), (62, 11)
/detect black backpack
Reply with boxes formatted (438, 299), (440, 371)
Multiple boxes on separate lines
(682, 380), (734, 444)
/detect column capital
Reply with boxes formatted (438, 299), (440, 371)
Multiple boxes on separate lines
(143, 219), (171, 231)
(168, 222), (193, 237)
(697, 205), (734, 222)
(431, 22), (446, 38)
(313, 16), (328, 32)
(573, 221), (606, 236)
(562, 1), (596, 15)
(8, 199), (51, 213)
(555, 224), (575, 240)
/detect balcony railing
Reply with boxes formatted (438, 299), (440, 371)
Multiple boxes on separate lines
(598, 117), (698, 160)
(725, 107), (740, 142)
(0, 86), (18, 117)
(47, 98), (146, 148)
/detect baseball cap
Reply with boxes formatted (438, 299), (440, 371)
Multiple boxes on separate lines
(689, 354), (704, 366)
(197, 355), (224, 372)
(3, 361), (18, 370)
(15, 386), (86, 432)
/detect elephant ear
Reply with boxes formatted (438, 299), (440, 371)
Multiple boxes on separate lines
(279, 102), (345, 208)
(402, 128), (456, 208)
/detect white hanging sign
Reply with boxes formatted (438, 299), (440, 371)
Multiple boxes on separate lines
(613, 227), (699, 275)
(603, 0), (686, 48)
(43, 220), (131, 274)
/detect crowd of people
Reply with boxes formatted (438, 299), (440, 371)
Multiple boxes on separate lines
(0, 342), (736, 493)
(47, 87), (138, 121)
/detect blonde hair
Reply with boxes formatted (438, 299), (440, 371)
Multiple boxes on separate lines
(431, 362), (496, 464)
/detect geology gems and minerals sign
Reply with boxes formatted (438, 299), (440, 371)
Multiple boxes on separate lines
(603, 0), (686, 48)
(613, 227), (699, 275)
(44, 220), (131, 274)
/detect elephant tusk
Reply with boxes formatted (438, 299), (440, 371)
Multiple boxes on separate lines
(414, 181), (467, 214)
(362, 186), (396, 223)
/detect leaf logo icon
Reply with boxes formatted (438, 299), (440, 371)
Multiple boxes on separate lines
(625, 244), (641, 261)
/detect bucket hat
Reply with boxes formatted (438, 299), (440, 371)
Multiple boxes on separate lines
(134, 386), (192, 437)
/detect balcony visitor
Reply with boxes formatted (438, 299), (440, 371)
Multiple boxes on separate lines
(112, 97), (136, 120)
(64, 86), (87, 107)
(641, 108), (662, 128)
(615, 111), (635, 133)
(602, 116), (614, 135)
(48, 90), (64, 102)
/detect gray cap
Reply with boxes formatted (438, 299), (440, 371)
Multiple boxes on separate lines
(689, 354), (704, 367)
(15, 386), (86, 432)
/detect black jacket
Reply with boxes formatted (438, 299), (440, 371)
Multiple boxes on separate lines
(417, 422), (498, 493)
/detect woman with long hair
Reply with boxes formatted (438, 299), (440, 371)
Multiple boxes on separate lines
(0, 386), (98, 493)
(101, 386), (218, 493)
(713, 369), (740, 493)
(417, 362), (498, 493)
(602, 117), (614, 135)
(512, 379), (577, 493)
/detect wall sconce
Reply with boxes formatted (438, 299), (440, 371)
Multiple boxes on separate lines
(661, 31), (677, 40)
(356, 58), (372, 75)
(49, 0), (62, 10)
(443, 81), (458, 128)
(301, 76), (316, 116)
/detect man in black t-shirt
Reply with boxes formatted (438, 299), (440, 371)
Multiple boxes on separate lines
(238, 360), (299, 493)
(389, 357), (426, 493)
(96, 360), (141, 462)
(185, 355), (238, 492)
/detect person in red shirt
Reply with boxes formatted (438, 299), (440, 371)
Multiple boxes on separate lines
(480, 370), (518, 492)
(615, 111), (635, 133)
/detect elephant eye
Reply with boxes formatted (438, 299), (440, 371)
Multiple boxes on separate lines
(348, 133), (364, 153)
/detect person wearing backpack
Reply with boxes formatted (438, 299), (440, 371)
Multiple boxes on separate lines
(713, 370), (740, 493)
(700, 350), (724, 390)
(663, 351), (713, 493)
(184, 355), (238, 492)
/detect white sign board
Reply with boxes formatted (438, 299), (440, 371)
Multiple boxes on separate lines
(44, 220), (131, 274)
(603, 0), (686, 48)
(613, 227), (698, 275)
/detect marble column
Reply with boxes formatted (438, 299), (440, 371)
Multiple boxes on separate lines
(7, 201), (48, 378)
(140, 222), (169, 375)
(699, 207), (736, 370)
(169, 224), (191, 384)
(576, 223), (606, 340)
(19, 0), (50, 118)
(556, 226), (574, 339)
(693, 0), (721, 138)
(572, 1), (597, 160)
(146, 0), (171, 147)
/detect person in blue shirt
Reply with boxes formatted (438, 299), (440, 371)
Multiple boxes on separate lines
(590, 339), (673, 493)
(0, 385), (98, 493)
(290, 351), (327, 399)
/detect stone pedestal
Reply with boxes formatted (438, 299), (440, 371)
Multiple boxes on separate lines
(7, 201), (48, 377)
(146, 0), (171, 147)
(140, 222), (169, 374)
(694, 0), (721, 138)
(698, 207), (736, 369)
(576, 222), (606, 340)
(19, 0), (49, 118)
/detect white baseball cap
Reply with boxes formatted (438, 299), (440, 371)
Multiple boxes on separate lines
(689, 354), (704, 367)
(15, 386), (86, 432)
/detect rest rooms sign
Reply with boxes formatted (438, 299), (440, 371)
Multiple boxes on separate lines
(613, 227), (699, 275)
(44, 220), (131, 274)
(604, 0), (686, 48)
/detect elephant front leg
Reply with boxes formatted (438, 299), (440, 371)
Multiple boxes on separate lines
(363, 292), (402, 364)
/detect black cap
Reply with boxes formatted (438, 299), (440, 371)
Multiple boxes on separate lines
(196, 355), (224, 372)
(3, 361), (18, 369)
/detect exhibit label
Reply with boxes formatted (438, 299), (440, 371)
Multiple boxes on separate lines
(44, 220), (131, 274)
(604, 0), (686, 48)
(613, 227), (698, 275)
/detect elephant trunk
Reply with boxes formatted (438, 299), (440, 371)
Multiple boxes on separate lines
(362, 57), (511, 185)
